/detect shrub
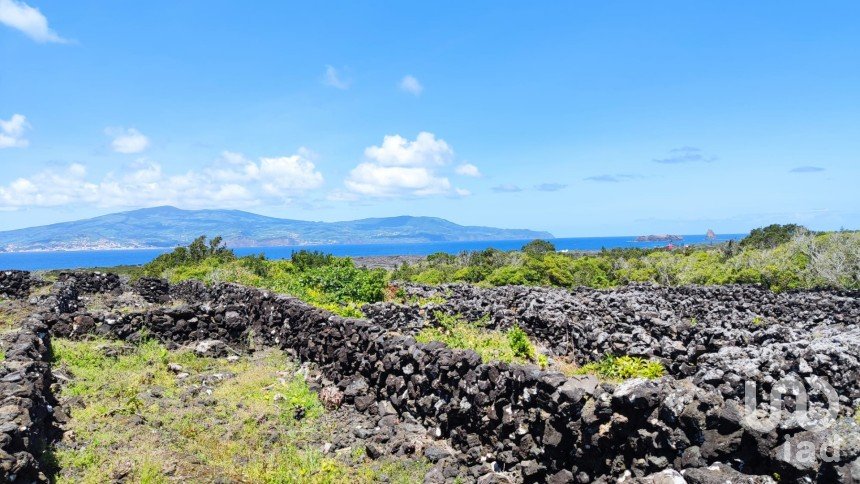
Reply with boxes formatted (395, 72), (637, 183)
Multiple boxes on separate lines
(485, 265), (541, 286)
(507, 325), (535, 360)
(140, 235), (235, 277)
(298, 258), (387, 304)
(290, 250), (334, 271)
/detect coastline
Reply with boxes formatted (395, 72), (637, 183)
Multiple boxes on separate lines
(0, 234), (745, 271)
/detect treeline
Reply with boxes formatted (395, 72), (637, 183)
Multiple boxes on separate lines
(392, 226), (860, 291)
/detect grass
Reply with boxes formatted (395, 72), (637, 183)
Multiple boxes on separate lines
(855, 406), (860, 425)
(0, 296), (31, 333)
(50, 338), (428, 483)
(416, 312), (547, 367)
(574, 354), (666, 381)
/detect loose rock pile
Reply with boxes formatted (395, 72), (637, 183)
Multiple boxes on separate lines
(2, 272), (859, 483)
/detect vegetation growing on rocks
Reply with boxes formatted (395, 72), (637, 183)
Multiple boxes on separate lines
(49, 338), (428, 483)
(415, 313), (547, 367)
(574, 354), (666, 381)
(137, 240), (388, 317)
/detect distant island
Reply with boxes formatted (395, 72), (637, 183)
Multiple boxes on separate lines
(634, 234), (683, 242)
(0, 206), (553, 253)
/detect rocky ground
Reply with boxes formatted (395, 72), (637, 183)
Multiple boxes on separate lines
(367, 282), (860, 411)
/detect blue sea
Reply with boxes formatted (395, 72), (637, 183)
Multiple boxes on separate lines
(0, 234), (745, 271)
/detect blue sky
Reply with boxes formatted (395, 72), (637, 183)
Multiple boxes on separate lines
(1, 1), (858, 237)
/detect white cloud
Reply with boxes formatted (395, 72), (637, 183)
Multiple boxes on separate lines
(0, 113), (30, 148)
(107, 127), (150, 154)
(399, 75), (423, 95)
(323, 65), (350, 90)
(364, 132), (453, 167)
(455, 163), (481, 177)
(0, 0), (66, 43)
(0, 150), (324, 210)
(342, 132), (468, 199)
(345, 163), (452, 197)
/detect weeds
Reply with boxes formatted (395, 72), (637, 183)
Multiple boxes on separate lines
(575, 354), (666, 380)
(416, 313), (547, 367)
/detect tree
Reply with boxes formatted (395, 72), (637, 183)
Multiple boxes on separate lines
(740, 224), (808, 250)
(522, 239), (556, 256)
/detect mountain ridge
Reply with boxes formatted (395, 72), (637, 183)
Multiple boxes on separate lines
(0, 206), (554, 253)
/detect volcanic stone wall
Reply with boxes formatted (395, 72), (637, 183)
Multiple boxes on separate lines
(0, 270), (32, 299)
(56, 271), (121, 295)
(38, 278), (860, 482)
(0, 317), (55, 481)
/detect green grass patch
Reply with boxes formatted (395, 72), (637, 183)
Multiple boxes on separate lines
(574, 354), (666, 381)
(51, 338), (428, 483)
(416, 312), (546, 367)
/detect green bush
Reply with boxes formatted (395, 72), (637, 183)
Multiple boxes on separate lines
(290, 250), (334, 271)
(298, 258), (387, 304)
(506, 325), (535, 360)
(140, 235), (235, 277)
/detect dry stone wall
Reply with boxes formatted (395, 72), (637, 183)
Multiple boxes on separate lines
(0, 271), (33, 299)
(0, 317), (55, 482)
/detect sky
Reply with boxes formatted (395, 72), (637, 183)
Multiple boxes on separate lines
(1, 1), (859, 237)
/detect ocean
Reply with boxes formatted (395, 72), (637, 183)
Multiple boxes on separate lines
(0, 234), (745, 271)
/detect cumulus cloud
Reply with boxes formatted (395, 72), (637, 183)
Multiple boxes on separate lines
(364, 132), (453, 167)
(0, 113), (30, 148)
(342, 132), (467, 198)
(534, 183), (566, 191)
(106, 127), (150, 154)
(213, 151), (324, 193)
(455, 163), (481, 177)
(399, 75), (423, 95)
(345, 164), (452, 197)
(323, 65), (350, 90)
(583, 174), (639, 183)
(790, 166), (825, 173)
(653, 146), (717, 164)
(0, 0), (66, 43)
(492, 184), (522, 193)
(0, 150), (324, 210)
